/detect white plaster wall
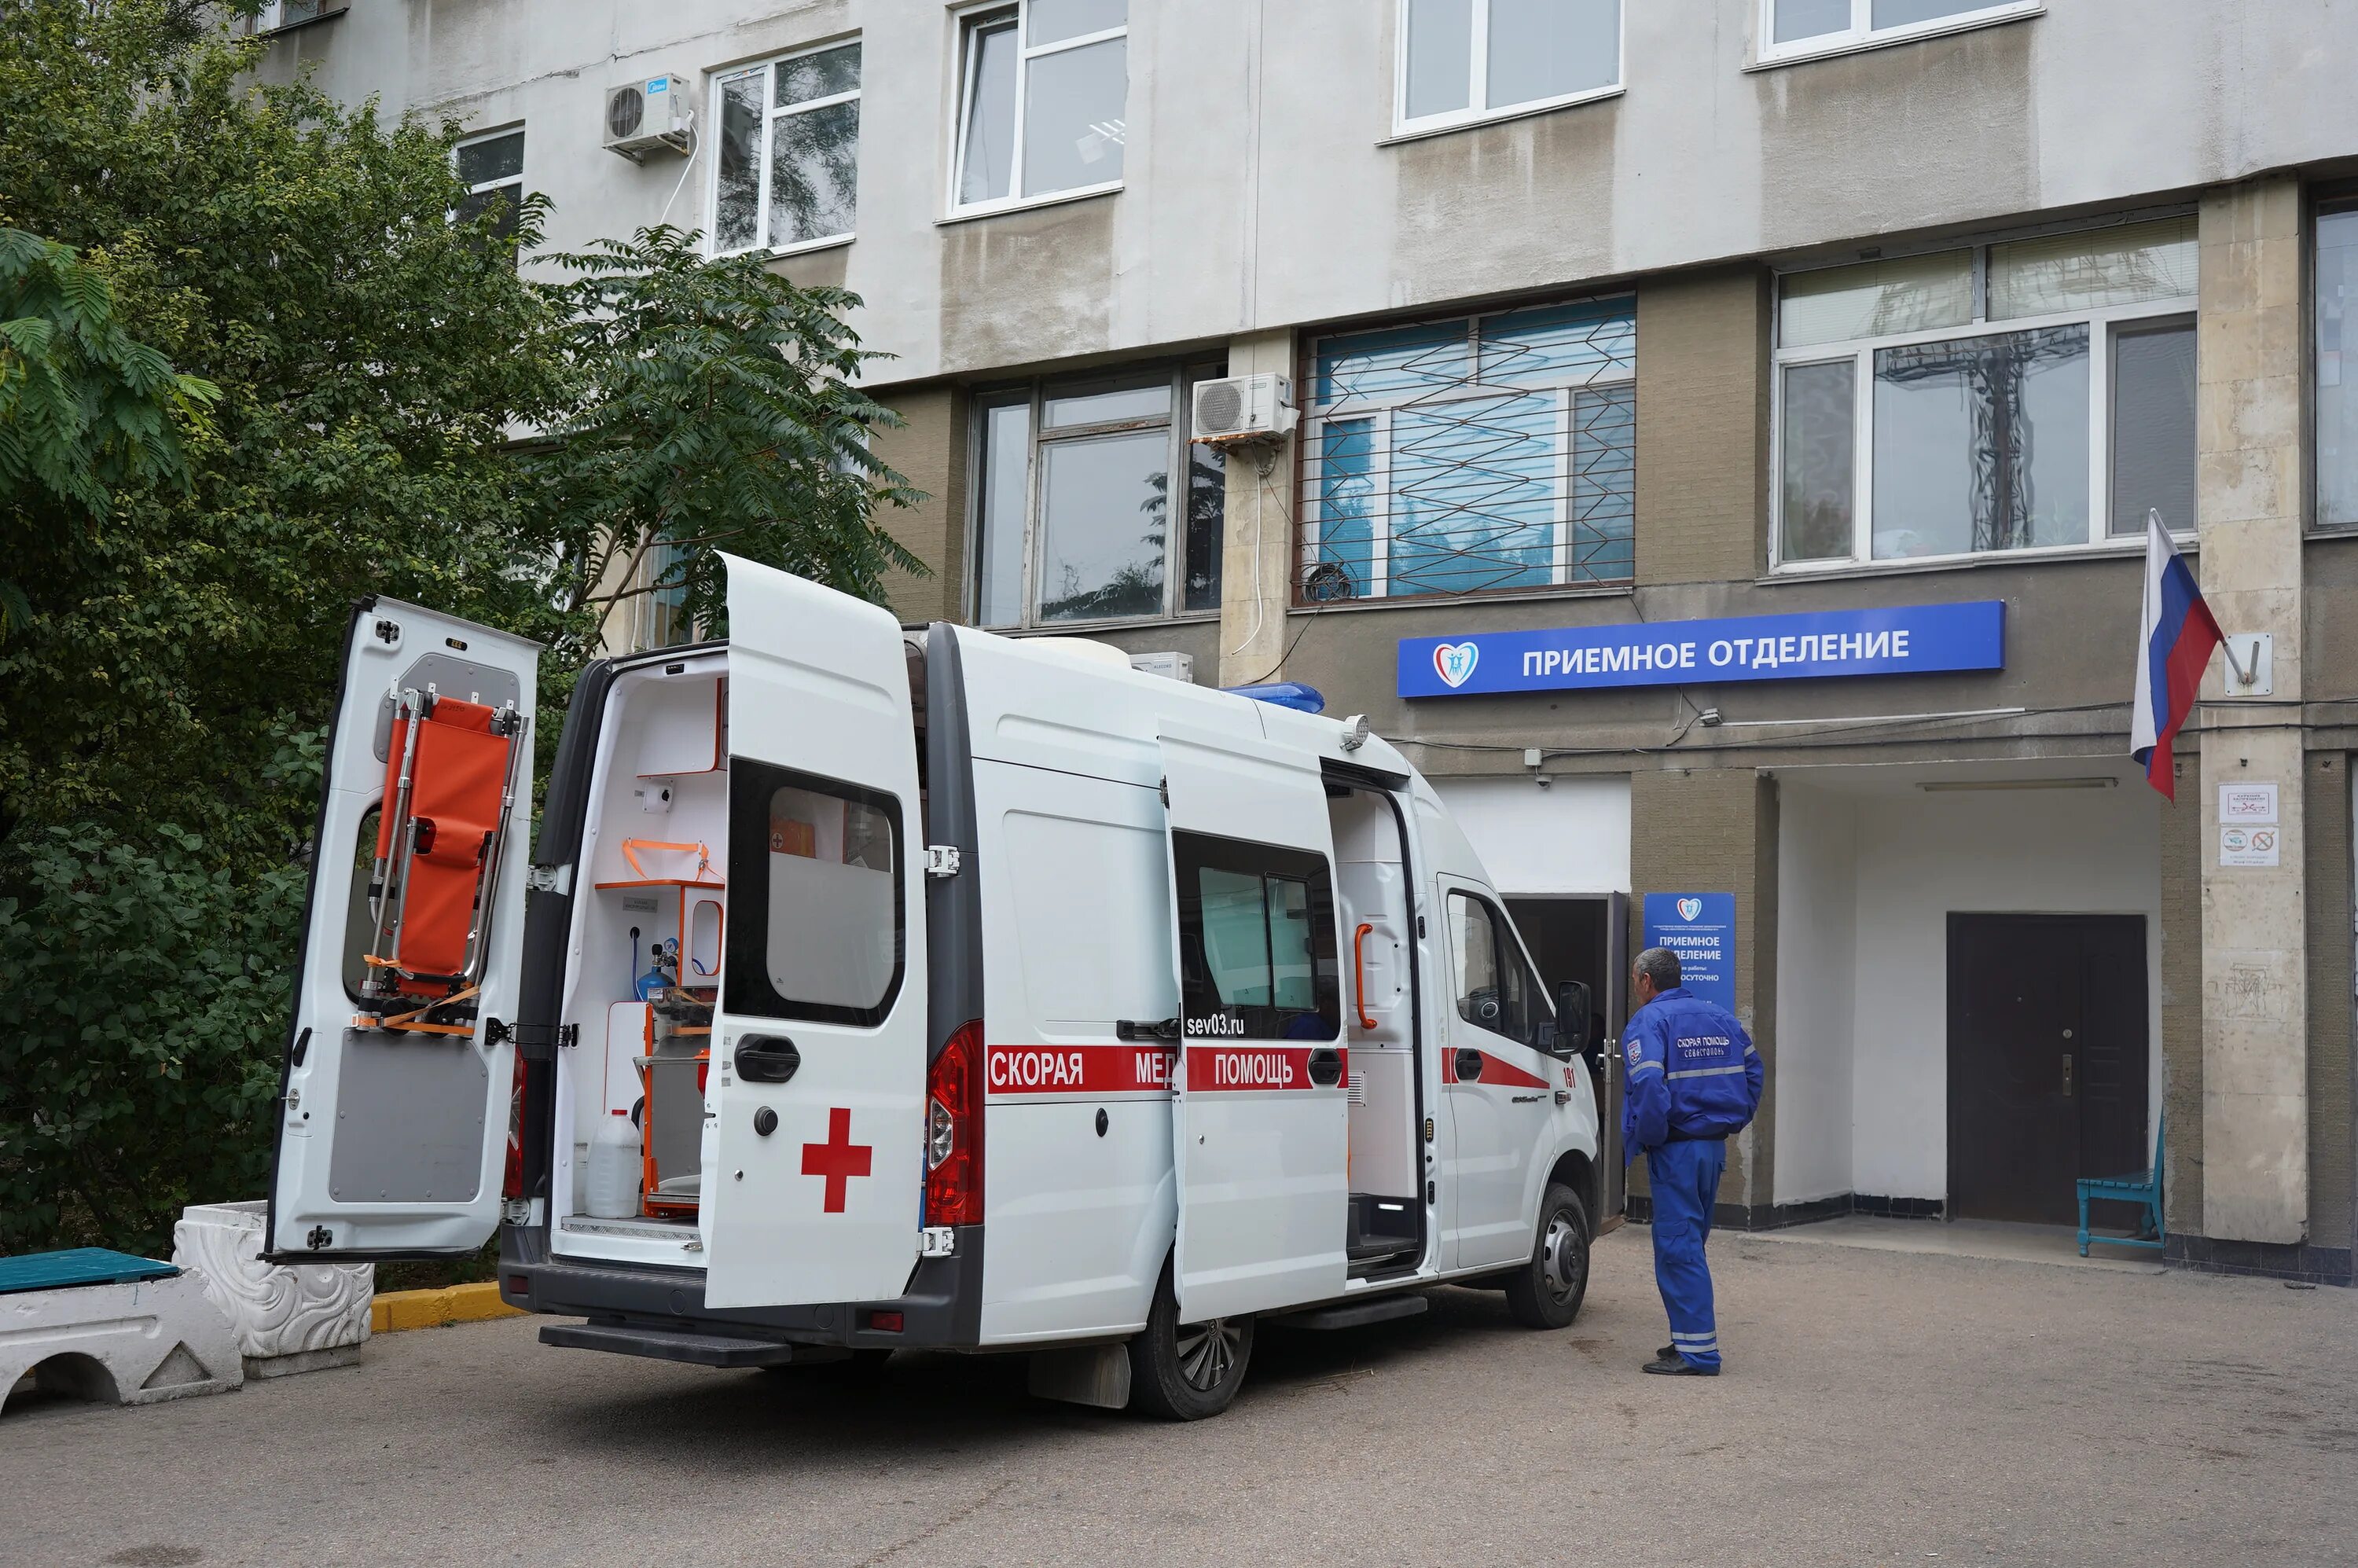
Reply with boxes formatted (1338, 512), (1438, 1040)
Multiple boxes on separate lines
(1772, 786), (1857, 1205)
(1847, 786), (2164, 1200)
(255, 0), (2358, 387)
(1428, 775), (1630, 895)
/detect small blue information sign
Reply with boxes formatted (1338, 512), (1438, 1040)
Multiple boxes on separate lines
(1642, 893), (1737, 1013)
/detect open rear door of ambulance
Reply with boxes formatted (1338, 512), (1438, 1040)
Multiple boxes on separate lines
(700, 556), (928, 1309)
(1159, 721), (1350, 1322)
(266, 599), (538, 1259)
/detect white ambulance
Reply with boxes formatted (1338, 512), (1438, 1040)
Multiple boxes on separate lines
(266, 557), (1603, 1419)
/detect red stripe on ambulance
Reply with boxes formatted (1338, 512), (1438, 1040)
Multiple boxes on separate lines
(986, 1043), (1173, 1096)
(1182, 1045), (1343, 1092)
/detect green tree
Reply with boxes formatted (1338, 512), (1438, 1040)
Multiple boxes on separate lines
(525, 226), (922, 659)
(0, 0), (921, 1256)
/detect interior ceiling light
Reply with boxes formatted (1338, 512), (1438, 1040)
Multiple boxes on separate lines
(1916, 777), (2120, 793)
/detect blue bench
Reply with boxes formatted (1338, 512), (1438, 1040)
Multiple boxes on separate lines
(2077, 1111), (2165, 1257)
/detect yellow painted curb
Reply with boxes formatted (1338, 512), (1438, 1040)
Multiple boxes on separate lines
(370, 1280), (527, 1334)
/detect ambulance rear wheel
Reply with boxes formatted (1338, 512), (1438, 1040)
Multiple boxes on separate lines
(1128, 1265), (1254, 1421)
(1504, 1184), (1590, 1330)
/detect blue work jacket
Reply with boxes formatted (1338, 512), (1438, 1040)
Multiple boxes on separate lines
(1622, 986), (1763, 1159)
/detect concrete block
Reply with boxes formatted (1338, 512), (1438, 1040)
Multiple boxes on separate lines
(2202, 1089), (2309, 1244)
(172, 1200), (373, 1379)
(0, 1272), (243, 1412)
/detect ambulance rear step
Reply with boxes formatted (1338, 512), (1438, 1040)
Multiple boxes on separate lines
(1263, 1293), (1431, 1331)
(540, 1321), (839, 1368)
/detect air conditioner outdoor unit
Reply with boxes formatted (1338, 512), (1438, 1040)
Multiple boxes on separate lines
(604, 75), (693, 162)
(1190, 373), (1297, 447)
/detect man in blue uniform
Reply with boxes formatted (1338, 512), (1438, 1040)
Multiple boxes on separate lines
(1622, 945), (1763, 1377)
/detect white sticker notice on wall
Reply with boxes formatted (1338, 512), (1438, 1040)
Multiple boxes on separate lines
(2220, 824), (2282, 868)
(2220, 783), (2279, 824)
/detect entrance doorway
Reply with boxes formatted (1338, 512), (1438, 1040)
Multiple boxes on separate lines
(1506, 894), (1626, 1219)
(1946, 914), (2149, 1227)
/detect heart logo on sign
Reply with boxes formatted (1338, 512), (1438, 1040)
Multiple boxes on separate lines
(1677, 897), (1703, 922)
(1432, 641), (1480, 689)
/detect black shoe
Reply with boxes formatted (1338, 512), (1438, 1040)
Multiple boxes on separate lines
(1642, 1354), (1718, 1376)
(1656, 1343), (1675, 1361)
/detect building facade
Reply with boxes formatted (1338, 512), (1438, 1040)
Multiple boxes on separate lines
(259, 0), (2358, 1281)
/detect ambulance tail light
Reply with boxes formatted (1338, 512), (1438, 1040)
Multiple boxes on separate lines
(924, 1019), (985, 1227)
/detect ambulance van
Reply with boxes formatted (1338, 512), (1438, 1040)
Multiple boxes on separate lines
(266, 557), (1603, 1419)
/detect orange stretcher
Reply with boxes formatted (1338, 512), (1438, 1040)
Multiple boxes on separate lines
(358, 687), (527, 1029)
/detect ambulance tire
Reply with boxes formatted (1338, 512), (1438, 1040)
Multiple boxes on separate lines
(1127, 1265), (1254, 1421)
(1503, 1184), (1590, 1330)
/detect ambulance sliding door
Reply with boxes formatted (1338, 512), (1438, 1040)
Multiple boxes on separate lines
(1159, 722), (1350, 1322)
(266, 599), (538, 1259)
(701, 556), (927, 1310)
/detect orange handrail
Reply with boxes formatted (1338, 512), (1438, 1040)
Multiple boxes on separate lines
(620, 838), (720, 883)
(1353, 922), (1378, 1030)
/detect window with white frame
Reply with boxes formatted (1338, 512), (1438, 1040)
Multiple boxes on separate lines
(1773, 218), (2198, 570)
(712, 40), (861, 255)
(1760, 0), (2038, 63)
(454, 128), (526, 249)
(1397, 0), (1622, 134)
(1301, 298), (1636, 603)
(954, 1), (1128, 215)
(971, 363), (1225, 628)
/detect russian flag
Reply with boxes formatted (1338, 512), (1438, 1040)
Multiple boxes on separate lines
(2129, 510), (2222, 801)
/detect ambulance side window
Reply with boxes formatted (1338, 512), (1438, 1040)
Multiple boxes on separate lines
(339, 805), (384, 1002)
(1448, 892), (1548, 1050)
(1172, 831), (1340, 1041)
(722, 758), (905, 1027)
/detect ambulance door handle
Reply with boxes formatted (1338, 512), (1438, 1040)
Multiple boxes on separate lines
(1306, 1048), (1344, 1088)
(735, 1035), (801, 1084)
(1454, 1048), (1484, 1083)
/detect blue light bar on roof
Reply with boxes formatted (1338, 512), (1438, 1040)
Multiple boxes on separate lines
(1222, 681), (1327, 714)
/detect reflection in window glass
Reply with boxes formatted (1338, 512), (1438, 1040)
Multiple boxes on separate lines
(763, 783), (898, 1012)
(1390, 392), (1558, 596)
(1037, 428), (1168, 622)
(1772, 0), (1849, 43)
(1181, 438), (1226, 612)
(2316, 205), (2358, 528)
(975, 398), (1030, 627)
(1022, 36), (1126, 197)
(1198, 867), (1274, 1008)
(712, 46), (861, 255)
(1780, 361), (1857, 561)
(456, 133), (523, 187)
(2110, 321), (2196, 537)
(776, 42), (860, 106)
(1027, 0), (1126, 46)
(1872, 0), (1993, 27)
(713, 73), (763, 252)
(1173, 833), (1339, 1042)
(767, 99), (859, 248)
(1044, 379), (1170, 428)
(1780, 252), (1974, 350)
(1405, 0), (1474, 119)
(958, 17), (1020, 206)
(1991, 218), (2198, 321)
(1486, 0), (1620, 109)
(1449, 893), (1546, 1048)
(1873, 325), (2088, 560)
(454, 130), (526, 251)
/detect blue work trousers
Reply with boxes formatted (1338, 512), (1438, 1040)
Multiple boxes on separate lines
(1646, 1138), (1727, 1371)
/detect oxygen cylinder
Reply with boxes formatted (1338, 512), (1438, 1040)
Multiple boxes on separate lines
(586, 1108), (641, 1220)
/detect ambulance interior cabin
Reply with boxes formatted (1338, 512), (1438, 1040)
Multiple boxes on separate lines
(550, 649), (736, 1263)
(1324, 780), (1423, 1278)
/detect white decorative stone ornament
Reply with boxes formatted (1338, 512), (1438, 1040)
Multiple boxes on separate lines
(171, 1200), (374, 1378)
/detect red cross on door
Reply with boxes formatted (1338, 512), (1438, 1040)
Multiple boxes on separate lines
(801, 1107), (873, 1214)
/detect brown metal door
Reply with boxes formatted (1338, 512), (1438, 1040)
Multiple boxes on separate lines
(1947, 914), (2148, 1225)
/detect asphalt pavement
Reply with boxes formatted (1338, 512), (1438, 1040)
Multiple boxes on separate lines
(5, 1227), (2352, 1567)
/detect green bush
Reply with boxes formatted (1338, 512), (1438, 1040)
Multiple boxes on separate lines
(0, 818), (307, 1257)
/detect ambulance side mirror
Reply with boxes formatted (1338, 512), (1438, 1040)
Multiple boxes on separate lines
(1553, 982), (1592, 1058)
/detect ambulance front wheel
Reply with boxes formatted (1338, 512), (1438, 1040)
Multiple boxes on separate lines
(1128, 1264), (1254, 1421)
(1504, 1184), (1591, 1330)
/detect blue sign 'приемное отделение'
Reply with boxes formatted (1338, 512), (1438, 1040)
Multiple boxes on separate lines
(1397, 602), (2005, 699)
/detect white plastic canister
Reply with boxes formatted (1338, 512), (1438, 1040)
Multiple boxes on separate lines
(585, 1108), (641, 1220)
